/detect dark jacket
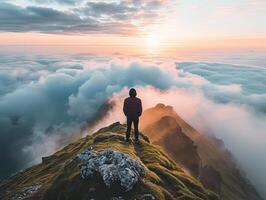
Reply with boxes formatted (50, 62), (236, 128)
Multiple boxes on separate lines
(123, 97), (142, 118)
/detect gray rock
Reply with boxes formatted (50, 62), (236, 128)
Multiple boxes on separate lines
(12, 181), (44, 200)
(75, 148), (146, 191)
(111, 197), (124, 200)
(42, 155), (56, 163)
(141, 193), (156, 200)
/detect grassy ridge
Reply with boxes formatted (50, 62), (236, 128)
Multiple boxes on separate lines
(0, 122), (218, 200)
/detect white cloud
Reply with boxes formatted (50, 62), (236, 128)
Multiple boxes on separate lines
(0, 54), (266, 197)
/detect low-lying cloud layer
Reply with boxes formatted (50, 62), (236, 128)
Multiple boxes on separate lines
(0, 0), (167, 34)
(0, 54), (179, 177)
(0, 53), (266, 197)
(177, 62), (266, 114)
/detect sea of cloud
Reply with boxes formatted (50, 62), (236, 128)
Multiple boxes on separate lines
(177, 62), (266, 114)
(0, 53), (266, 197)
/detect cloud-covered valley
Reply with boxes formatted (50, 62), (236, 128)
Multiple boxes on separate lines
(177, 62), (266, 114)
(0, 53), (266, 197)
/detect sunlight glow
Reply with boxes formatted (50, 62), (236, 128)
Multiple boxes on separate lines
(146, 34), (160, 48)
(145, 34), (162, 53)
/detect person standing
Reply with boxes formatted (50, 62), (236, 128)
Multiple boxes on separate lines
(123, 88), (142, 143)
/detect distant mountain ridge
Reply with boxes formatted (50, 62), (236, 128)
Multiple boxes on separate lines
(139, 103), (263, 200)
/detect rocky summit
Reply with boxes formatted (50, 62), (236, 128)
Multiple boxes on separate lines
(0, 122), (218, 200)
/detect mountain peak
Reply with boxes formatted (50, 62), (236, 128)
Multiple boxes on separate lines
(139, 104), (263, 200)
(0, 122), (218, 200)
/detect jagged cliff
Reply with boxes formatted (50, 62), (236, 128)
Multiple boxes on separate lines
(0, 122), (218, 200)
(139, 104), (262, 200)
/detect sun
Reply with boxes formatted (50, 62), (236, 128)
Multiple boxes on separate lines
(145, 34), (161, 50)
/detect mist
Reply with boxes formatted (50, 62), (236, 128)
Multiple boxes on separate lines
(0, 53), (266, 197)
(100, 86), (266, 197)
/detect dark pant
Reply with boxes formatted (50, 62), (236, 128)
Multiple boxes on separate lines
(126, 117), (139, 141)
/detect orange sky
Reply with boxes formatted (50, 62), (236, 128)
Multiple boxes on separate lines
(1, 32), (265, 55)
(1, 0), (266, 53)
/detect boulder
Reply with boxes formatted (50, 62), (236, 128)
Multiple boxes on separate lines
(76, 148), (146, 192)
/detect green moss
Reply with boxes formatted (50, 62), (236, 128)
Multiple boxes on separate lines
(0, 122), (218, 200)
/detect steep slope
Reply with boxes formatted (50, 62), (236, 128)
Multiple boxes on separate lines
(139, 104), (262, 200)
(0, 122), (218, 200)
(143, 116), (200, 178)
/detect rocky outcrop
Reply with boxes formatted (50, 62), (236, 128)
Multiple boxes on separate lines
(42, 155), (56, 163)
(11, 181), (45, 200)
(75, 148), (146, 191)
